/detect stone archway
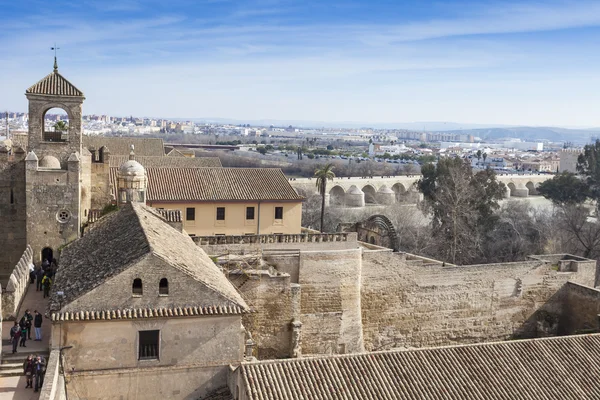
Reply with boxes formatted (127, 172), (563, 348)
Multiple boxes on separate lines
(392, 183), (407, 203)
(41, 247), (53, 263)
(329, 185), (346, 206)
(356, 214), (400, 251)
(362, 185), (377, 204)
(507, 182), (517, 197)
(526, 181), (537, 196)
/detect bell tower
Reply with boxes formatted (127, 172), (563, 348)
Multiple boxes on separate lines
(24, 60), (88, 263)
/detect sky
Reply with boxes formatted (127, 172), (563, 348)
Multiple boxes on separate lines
(2, 0), (600, 127)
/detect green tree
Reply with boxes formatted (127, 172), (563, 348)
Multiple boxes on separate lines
(54, 120), (68, 131)
(476, 150), (482, 164)
(417, 158), (505, 264)
(256, 147), (267, 155)
(537, 172), (588, 205)
(578, 140), (600, 206)
(314, 163), (335, 233)
(482, 152), (487, 165)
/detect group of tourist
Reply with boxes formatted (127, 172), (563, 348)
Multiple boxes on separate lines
(22, 354), (46, 392)
(9, 309), (44, 352)
(29, 258), (55, 298)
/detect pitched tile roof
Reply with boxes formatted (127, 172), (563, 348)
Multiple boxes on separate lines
(55, 203), (248, 311)
(239, 334), (600, 400)
(108, 155), (222, 168)
(109, 167), (303, 202)
(83, 136), (165, 157)
(51, 304), (245, 322)
(26, 71), (84, 97)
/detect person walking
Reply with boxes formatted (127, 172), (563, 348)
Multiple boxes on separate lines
(34, 310), (43, 341)
(33, 355), (46, 392)
(29, 263), (35, 284)
(35, 267), (44, 291)
(19, 319), (27, 348)
(10, 321), (21, 353)
(23, 355), (34, 388)
(42, 274), (52, 298)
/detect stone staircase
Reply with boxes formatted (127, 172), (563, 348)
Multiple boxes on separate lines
(0, 351), (49, 377)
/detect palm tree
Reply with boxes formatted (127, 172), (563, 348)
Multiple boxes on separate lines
(476, 150), (482, 164)
(482, 152), (488, 165)
(53, 120), (68, 132)
(314, 163), (335, 232)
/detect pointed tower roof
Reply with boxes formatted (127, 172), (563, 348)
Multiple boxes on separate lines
(26, 70), (84, 97)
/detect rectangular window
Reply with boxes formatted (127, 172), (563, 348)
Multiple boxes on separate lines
(216, 207), (225, 220)
(139, 330), (159, 360)
(275, 206), (284, 220)
(186, 207), (195, 221)
(246, 206), (255, 220)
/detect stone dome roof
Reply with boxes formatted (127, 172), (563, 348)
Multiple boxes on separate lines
(347, 186), (362, 194)
(119, 159), (146, 177)
(39, 155), (61, 169)
(378, 185), (394, 194)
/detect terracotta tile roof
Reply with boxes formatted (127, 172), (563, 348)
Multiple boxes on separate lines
(51, 304), (245, 322)
(55, 203), (248, 311)
(109, 167), (303, 202)
(239, 334), (600, 400)
(26, 71), (84, 97)
(108, 155), (222, 168)
(83, 136), (165, 156)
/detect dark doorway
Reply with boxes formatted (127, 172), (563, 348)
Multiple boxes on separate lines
(41, 247), (53, 263)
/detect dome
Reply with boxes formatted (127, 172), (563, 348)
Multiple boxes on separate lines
(378, 185), (394, 194)
(347, 185), (362, 194)
(39, 155), (61, 169)
(119, 159), (145, 177)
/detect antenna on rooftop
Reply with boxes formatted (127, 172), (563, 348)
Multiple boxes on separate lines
(51, 43), (60, 72)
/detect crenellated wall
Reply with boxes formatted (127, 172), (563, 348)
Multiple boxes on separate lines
(1, 245), (33, 319)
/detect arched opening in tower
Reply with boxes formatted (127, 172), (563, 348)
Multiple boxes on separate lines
(43, 107), (69, 142)
(41, 247), (53, 263)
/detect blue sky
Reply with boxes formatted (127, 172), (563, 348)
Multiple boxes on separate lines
(2, 0), (600, 127)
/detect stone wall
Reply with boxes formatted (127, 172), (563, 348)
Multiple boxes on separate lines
(54, 316), (243, 399)
(232, 270), (296, 359)
(0, 158), (27, 279)
(90, 154), (112, 210)
(561, 282), (600, 335)
(360, 252), (594, 350)
(1, 245), (33, 319)
(39, 350), (66, 400)
(25, 158), (81, 264)
(298, 249), (364, 355)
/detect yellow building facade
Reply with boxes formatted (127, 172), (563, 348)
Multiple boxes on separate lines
(148, 201), (302, 236)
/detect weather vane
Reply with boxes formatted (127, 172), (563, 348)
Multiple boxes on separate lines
(51, 43), (60, 72)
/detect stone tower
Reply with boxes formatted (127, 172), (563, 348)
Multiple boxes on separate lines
(24, 62), (90, 263)
(117, 146), (147, 205)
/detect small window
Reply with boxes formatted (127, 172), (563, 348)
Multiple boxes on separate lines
(186, 207), (195, 221)
(132, 278), (143, 295)
(159, 278), (168, 295)
(10, 188), (14, 204)
(275, 206), (283, 220)
(216, 207), (225, 220)
(139, 330), (159, 360)
(246, 207), (255, 220)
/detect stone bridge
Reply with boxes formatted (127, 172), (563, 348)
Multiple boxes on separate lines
(290, 174), (552, 207)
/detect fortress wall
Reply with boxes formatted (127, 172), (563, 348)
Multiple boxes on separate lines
(561, 282), (600, 334)
(0, 160), (27, 279)
(234, 271), (295, 359)
(298, 249), (364, 355)
(360, 252), (591, 350)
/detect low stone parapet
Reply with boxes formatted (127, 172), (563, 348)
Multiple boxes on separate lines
(39, 349), (66, 400)
(1, 245), (33, 320)
(193, 232), (358, 255)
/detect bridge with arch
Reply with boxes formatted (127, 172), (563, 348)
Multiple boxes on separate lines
(290, 174), (552, 207)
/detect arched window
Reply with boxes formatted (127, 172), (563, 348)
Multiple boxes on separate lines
(159, 278), (169, 295)
(43, 107), (69, 142)
(132, 278), (143, 295)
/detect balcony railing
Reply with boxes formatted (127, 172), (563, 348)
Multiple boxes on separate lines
(192, 232), (352, 246)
